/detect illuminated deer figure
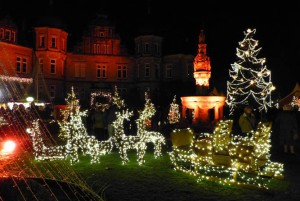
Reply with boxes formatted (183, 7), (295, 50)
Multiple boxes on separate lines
(136, 93), (165, 158)
(57, 87), (113, 164)
(27, 119), (65, 161)
(112, 109), (147, 165)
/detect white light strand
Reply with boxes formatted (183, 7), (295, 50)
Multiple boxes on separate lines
(226, 28), (275, 115)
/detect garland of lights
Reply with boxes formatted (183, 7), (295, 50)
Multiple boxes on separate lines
(168, 95), (180, 124)
(0, 74), (33, 83)
(226, 28), (275, 115)
(90, 90), (112, 111)
(136, 92), (165, 158)
(169, 120), (284, 189)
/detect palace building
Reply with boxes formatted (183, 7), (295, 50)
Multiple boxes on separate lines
(0, 13), (195, 108)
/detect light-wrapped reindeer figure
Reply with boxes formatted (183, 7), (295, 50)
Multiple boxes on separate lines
(58, 87), (113, 164)
(27, 119), (65, 161)
(136, 92), (165, 158)
(112, 109), (147, 165)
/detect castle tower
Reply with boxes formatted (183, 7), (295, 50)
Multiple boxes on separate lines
(181, 30), (225, 129)
(193, 30), (211, 94)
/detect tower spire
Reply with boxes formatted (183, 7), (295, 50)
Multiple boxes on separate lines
(193, 30), (211, 88)
(199, 29), (205, 43)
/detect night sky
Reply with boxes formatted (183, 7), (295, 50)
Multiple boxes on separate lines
(1, 0), (300, 99)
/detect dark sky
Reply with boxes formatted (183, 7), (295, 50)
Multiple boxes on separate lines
(1, 0), (300, 98)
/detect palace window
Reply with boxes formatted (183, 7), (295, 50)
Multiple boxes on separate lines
(16, 57), (27, 73)
(144, 43), (149, 53)
(39, 35), (45, 47)
(117, 65), (127, 79)
(22, 58), (27, 73)
(49, 85), (56, 99)
(50, 59), (56, 74)
(145, 63), (150, 77)
(96, 64), (107, 78)
(51, 37), (56, 48)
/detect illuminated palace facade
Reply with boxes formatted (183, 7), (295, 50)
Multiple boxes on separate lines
(0, 14), (194, 107)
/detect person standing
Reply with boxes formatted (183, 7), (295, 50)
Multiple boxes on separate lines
(239, 105), (256, 135)
(107, 105), (117, 138)
(91, 108), (107, 140)
(275, 104), (298, 155)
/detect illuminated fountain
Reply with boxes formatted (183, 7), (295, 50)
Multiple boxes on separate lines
(181, 30), (225, 128)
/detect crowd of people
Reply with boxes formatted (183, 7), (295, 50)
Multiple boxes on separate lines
(236, 104), (299, 155)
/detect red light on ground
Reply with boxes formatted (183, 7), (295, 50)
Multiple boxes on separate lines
(1, 140), (16, 154)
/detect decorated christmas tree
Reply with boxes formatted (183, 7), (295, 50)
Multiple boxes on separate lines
(226, 28), (275, 115)
(112, 85), (125, 109)
(58, 86), (88, 141)
(168, 95), (180, 124)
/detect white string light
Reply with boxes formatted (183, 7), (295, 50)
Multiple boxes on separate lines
(226, 29), (275, 115)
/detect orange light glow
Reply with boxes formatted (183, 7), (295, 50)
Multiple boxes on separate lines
(1, 140), (16, 154)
